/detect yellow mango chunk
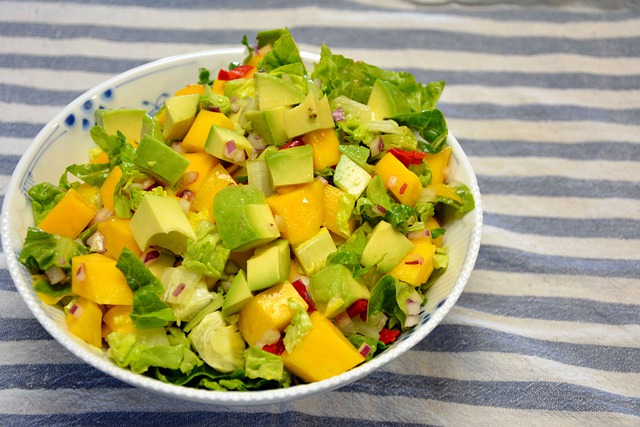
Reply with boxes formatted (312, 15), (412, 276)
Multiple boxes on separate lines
(427, 216), (443, 248)
(427, 183), (463, 204)
(237, 281), (308, 346)
(97, 217), (141, 260)
(375, 152), (422, 207)
(424, 146), (451, 186)
(389, 238), (437, 286)
(266, 181), (325, 245)
(182, 110), (235, 153)
(282, 311), (365, 383)
(191, 164), (236, 214)
(174, 84), (206, 96)
(178, 152), (219, 194)
(66, 297), (103, 348)
(89, 150), (109, 164)
(302, 128), (341, 170)
(100, 165), (122, 212)
(211, 80), (226, 95)
(103, 305), (136, 335)
(72, 253), (133, 305)
(38, 188), (97, 239)
(321, 184), (357, 239)
(76, 183), (100, 207)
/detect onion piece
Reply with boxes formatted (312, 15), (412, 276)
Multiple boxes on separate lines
(177, 198), (191, 213)
(89, 207), (112, 226)
(369, 136), (384, 157)
(315, 176), (329, 185)
(335, 311), (358, 336)
(87, 231), (106, 254)
(406, 298), (421, 317)
(172, 283), (186, 297)
(179, 189), (195, 203)
(75, 263), (86, 281)
(255, 329), (281, 349)
(404, 314), (420, 328)
(69, 303), (84, 319)
(45, 266), (66, 285)
(372, 204), (387, 217)
(184, 170), (199, 186)
(142, 179), (157, 191)
(358, 342), (372, 358)
(332, 107), (346, 122)
(407, 229), (430, 240)
(171, 142), (184, 154)
(404, 255), (425, 266)
(143, 250), (160, 264)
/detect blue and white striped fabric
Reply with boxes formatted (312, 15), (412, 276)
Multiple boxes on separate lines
(1, 1), (639, 425)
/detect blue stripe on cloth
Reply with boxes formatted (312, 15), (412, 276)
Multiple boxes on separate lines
(0, 319), (53, 341)
(419, 324), (640, 372)
(0, 84), (79, 106)
(457, 293), (640, 325)
(483, 214), (640, 240)
(0, 269), (16, 292)
(0, 54), (144, 74)
(476, 245), (640, 279)
(344, 372), (640, 414)
(478, 176), (640, 199)
(0, 23), (637, 58)
(0, 363), (131, 390)
(0, 413), (426, 427)
(0, 122), (44, 139)
(0, 156), (19, 175)
(461, 140), (640, 161)
(441, 103), (640, 125)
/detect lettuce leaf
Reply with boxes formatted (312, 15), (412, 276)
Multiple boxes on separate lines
(283, 301), (313, 353)
(326, 227), (369, 277)
(153, 364), (290, 391)
(27, 183), (66, 225)
(394, 109), (448, 154)
(60, 162), (111, 188)
(116, 248), (175, 329)
(257, 28), (304, 73)
(354, 175), (416, 233)
(244, 346), (285, 382)
(18, 227), (87, 273)
(182, 221), (230, 280)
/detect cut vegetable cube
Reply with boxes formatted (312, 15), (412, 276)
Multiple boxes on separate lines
(266, 181), (324, 245)
(102, 305), (136, 335)
(302, 128), (341, 171)
(182, 110), (235, 153)
(38, 188), (97, 239)
(178, 152), (220, 194)
(389, 238), (436, 286)
(97, 217), (142, 260)
(66, 297), (103, 348)
(190, 164), (236, 214)
(71, 253), (133, 305)
(375, 152), (422, 207)
(321, 184), (356, 239)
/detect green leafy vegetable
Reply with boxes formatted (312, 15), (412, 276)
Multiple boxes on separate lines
(18, 227), (87, 273)
(61, 162), (111, 188)
(182, 221), (230, 280)
(33, 278), (72, 298)
(258, 28), (304, 72)
(283, 301), (313, 353)
(394, 109), (448, 154)
(244, 346), (285, 382)
(27, 183), (66, 224)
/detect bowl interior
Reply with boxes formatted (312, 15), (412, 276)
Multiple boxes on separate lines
(1, 48), (482, 405)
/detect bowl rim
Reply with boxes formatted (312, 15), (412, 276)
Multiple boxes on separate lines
(1, 47), (483, 405)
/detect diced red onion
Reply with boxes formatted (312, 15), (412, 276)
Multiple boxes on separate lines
(388, 175), (399, 188)
(369, 137), (384, 157)
(172, 283), (186, 297)
(143, 250), (160, 264)
(358, 342), (372, 358)
(372, 204), (387, 217)
(405, 255), (425, 266)
(45, 266), (66, 285)
(247, 132), (267, 152)
(407, 298), (421, 316)
(172, 142), (184, 154)
(142, 179), (157, 191)
(335, 311), (358, 336)
(399, 182), (408, 195)
(75, 263), (86, 281)
(69, 303), (84, 319)
(207, 106), (221, 113)
(87, 231), (106, 254)
(407, 229), (430, 240)
(255, 329), (281, 348)
(184, 170), (199, 186)
(88, 207), (112, 226)
(332, 107), (346, 122)
(57, 257), (67, 267)
(315, 176), (329, 185)
(179, 189), (195, 202)
(225, 140), (237, 156)
(177, 198), (191, 213)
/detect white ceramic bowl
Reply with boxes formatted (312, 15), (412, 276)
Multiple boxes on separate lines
(1, 48), (483, 405)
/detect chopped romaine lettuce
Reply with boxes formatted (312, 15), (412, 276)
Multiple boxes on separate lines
(18, 227), (87, 273)
(27, 183), (66, 225)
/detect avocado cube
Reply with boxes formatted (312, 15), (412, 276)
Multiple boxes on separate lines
(282, 92), (335, 139)
(162, 94), (200, 141)
(367, 79), (411, 120)
(333, 154), (372, 198)
(247, 239), (291, 292)
(133, 135), (190, 186)
(246, 159), (273, 197)
(129, 194), (197, 256)
(222, 270), (253, 317)
(293, 227), (337, 276)
(265, 144), (314, 188)
(361, 220), (414, 274)
(255, 73), (305, 111)
(95, 108), (147, 143)
(245, 106), (291, 147)
(204, 125), (253, 165)
(308, 263), (370, 318)
(213, 185), (280, 252)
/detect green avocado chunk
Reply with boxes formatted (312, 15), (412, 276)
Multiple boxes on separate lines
(247, 239), (291, 292)
(308, 263), (371, 318)
(245, 106), (291, 147)
(95, 108), (147, 143)
(360, 220), (414, 274)
(213, 185), (280, 252)
(222, 270), (253, 317)
(133, 134), (190, 186)
(255, 73), (305, 111)
(293, 227), (337, 276)
(162, 94), (200, 141)
(265, 144), (314, 188)
(367, 79), (411, 120)
(282, 91), (334, 139)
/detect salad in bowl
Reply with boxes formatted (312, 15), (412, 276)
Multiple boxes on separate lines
(4, 28), (481, 401)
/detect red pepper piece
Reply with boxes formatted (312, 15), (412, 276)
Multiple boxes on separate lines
(291, 279), (316, 313)
(262, 336), (285, 355)
(379, 327), (401, 345)
(388, 148), (427, 167)
(217, 64), (255, 81)
(279, 138), (306, 150)
(346, 299), (368, 321)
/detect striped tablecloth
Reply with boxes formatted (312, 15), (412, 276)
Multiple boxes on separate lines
(1, 1), (639, 425)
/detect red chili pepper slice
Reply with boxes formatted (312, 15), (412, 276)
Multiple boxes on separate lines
(217, 64), (255, 81)
(346, 299), (368, 320)
(388, 148), (427, 167)
(279, 138), (306, 150)
(262, 336), (285, 355)
(379, 327), (401, 345)
(291, 279), (316, 313)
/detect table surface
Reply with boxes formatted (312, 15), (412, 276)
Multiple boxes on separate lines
(1, 1), (639, 425)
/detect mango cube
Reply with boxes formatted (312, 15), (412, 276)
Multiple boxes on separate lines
(72, 253), (133, 305)
(97, 217), (141, 260)
(174, 84), (206, 97)
(321, 184), (357, 239)
(266, 181), (324, 245)
(182, 110), (235, 153)
(191, 164), (236, 214)
(179, 152), (220, 194)
(237, 281), (308, 346)
(281, 311), (365, 383)
(375, 152), (422, 207)
(302, 128), (341, 170)
(66, 297), (103, 348)
(100, 165), (122, 212)
(389, 238), (437, 286)
(103, 305), (136, 335)
(424, 146), (451, 186)
(38, 188), (97, 239)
